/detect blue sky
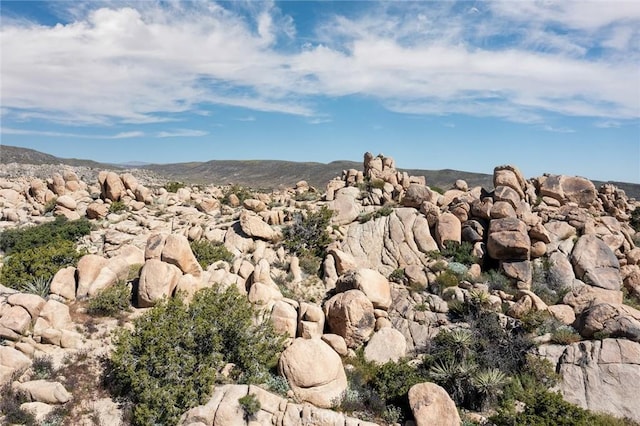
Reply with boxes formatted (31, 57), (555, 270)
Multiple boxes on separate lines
(1, 1), (639, 183)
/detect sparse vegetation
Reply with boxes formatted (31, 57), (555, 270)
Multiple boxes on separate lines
(189, 239), (234, 268)
(0, 240), (81, 290)
(108, 200), (126, 213)
(388, 268), (406, 284)
(282, 206), (333, 277)
(222, 184), (253, 205)
(439, 241), (477, 266)
(238, 393), (261, 419)
(106, 285), (285, 426)
(164, 181), (185, 193)
(358, 205), (395, 223)
(87, 282), (132, 317)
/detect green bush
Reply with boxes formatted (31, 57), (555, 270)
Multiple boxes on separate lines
(440, 241), (477, 266)
(434, 270), (460, 293)
(222, 184), (253, 205)
(388, 268), (406, 284)
(189, 240), (234, 268)
(0, 216), (90, 255)
(0, 240), (81, 290)
(370, 359), (425, 402)
(282, 206), (333, 260)
(551, 326), (581, 345)
(108, 200), (126, 213)
(164, 181), (185, 193)
(107, 285), (285, 426)
(87, 282), (132, 317)
(238, 394), (261, 419)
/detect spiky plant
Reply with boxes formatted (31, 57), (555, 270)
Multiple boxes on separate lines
(472, 368), (509, 411)
(429, 359), (477, 405)
(19, 276), (51, 298)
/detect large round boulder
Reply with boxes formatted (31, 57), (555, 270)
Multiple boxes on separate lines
(278, 338), (347, 408)
(409, 382), (461, 426)
(335, 268), (392, 310)
(324, 290), (375, 348)
(571, 234), (621, 291)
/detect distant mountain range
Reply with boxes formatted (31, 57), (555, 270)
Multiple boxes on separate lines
(1, 144), (638, 199)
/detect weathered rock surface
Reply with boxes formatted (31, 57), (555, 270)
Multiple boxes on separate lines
(408, 382), (461, 426)
(364, 327), (407, 364)
(577, 303), (640, 341)
(324, 290), (375, 348)
(487, 217), (530, 260)
(571, 234), (622, 291)
(543, 339), (640, 422)
(278, 338), (347, 408)
(335, 268), (392, 310)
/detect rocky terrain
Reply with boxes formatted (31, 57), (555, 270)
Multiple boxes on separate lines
(0, 151), (639, 425)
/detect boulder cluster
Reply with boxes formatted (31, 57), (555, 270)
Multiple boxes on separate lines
(0, 152), (639, 424)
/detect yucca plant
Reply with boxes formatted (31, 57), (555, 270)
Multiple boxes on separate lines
(429, 359), (477, 405)
(472, 368), (509, 411)
(19, 276), (51, 298)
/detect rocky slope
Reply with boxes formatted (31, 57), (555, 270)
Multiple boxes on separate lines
(0, 152), (639, 425)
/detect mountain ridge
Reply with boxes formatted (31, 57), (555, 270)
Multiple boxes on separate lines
(1, 144), (638, 198)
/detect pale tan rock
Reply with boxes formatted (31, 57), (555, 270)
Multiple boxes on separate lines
(242, 198), (267, 212)
(212, 384), (247, 426)
(298, 302), (325, 339)
(494, 165), (526, 199)
(20, 402), (55, 423)
(409, 382), (461, 426)
(325, 290), (375, 348)
(401, 184), (433, 208)
(271, 301), (298, 338)
(328, 248), (358, 275)
(531, 241), (547, 258)
(7, 293), (46, 319)
(55, 195), (77, 210)
(547, 304), (576, 325)
(321, 334), (349, 356)
(490, 201), (517, 219)
(540, 175), (597, 207)
(364, 327), (407, 364)
(335, 268), (392, 310)
(38, 300), (72, 330)
(76, 255), (109, 299)
(101, 171), (125, 201)
(162, 234), (202, 277)
(50, 266), (77, 300)
(331, 187), (361, 225)
(571, 234), (622, 291)
(507, 295), (533, 319)
(0, 346), (31, 371)
(435, 212), (462, 249)
(579, 303), (640, 341)
(145, 233), (166, 260)
(248, 282), (282, 306)
(0, 306), (31, 335)
(487, 217), (530, 260)
(278, 338), (347, 408)
(137, 259), (183, 308)
(13, 380), (71, 404)
(86, 202), (109, 219)
(557, 339), (640, 422)
(239, 210), (276, 241)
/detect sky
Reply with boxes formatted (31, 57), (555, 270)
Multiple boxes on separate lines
(1, 0), (639, 183)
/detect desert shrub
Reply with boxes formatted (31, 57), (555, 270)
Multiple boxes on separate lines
(294, 191), (319, 202)
(222, 184), (253, 205)
(43, 197), (57, 213)
(298, 253), (321, 275)
(189, 239), (234, 268)
(531, 258), (568, 305)
(623, 286), (640, 310)
(266, 374), (290, 396)
(238, 394), (261, 419)
(550, 326), (581, 345)
(0, 382), (35, 425)
(32, 355), (56, 380)
(434, 270), (460, 293)
(370, 359), (426, 402)
(0, 240), (81, 290)
(430, 186), (444, 195)
(108, 200), (126, 213)
(164, 181), (185, 193)
(440, 241), (477, 266)
(282, 206), (333, 262)
(0, 215), (90, 255)
(630, 207), (640, 233)
(492, 389), (593, 426)
(87, 282), (132, 317)
(359, 205), (395, 223)
(430, 260), (447, 272)
(388, 268), (406, 284)
(484, 269), (511, 292)
(107, 285), (284, 426)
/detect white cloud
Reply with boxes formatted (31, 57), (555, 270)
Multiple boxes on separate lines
(1, 0), (638, 127)
(595, 120), (622, 128)
(156, 129), (208, 138)
(1, 127), (144, 139)
(541, 125), (576, 134)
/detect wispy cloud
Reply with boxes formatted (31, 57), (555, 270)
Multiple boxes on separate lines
(595, 120), (622, 129)
(307, 117), (332, 124)
(1, 1), (638, 127)
(1, 127), (144, 139)
(235, 116), (256, 122)
(541, 125), (576, 134)
(155, 129), (208, 138)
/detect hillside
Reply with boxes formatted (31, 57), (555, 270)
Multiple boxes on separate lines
(1, 144), (638, 199)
